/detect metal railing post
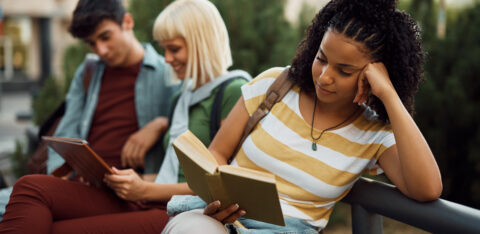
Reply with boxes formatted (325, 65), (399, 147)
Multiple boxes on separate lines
(351, 204), (383, 234)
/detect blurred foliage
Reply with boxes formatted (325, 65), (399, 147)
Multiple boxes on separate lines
(9, 140), (28, 178)
(62, 43), (89, 93)
(411, 1), (480, 208)
(32, 43), (87, 127)
(129, 0), (171, 48)
(210, 0), (302, 76)
(327, 202), (350, 228)
(130, 0), (312, 77)
(32, 75), (64, 126)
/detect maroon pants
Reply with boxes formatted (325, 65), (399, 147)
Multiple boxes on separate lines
(0, 175), (169, 233)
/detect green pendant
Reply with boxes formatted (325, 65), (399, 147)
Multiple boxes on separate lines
(312, 142), (317, 151)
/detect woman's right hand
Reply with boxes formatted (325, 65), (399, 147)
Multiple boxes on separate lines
(203, 200), (246, 224)
(104, 167), (147, 201)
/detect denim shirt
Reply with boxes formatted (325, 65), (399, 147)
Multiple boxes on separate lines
(47, 43), (180, 174)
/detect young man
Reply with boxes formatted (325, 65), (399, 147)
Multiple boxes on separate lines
(48, 0), (178, 174)
(0, 0), (178, 218)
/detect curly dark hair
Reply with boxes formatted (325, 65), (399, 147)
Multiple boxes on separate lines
(69, 0), (126, 39)
(289, 0), (425, 123)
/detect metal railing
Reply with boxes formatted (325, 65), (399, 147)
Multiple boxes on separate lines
(342, 177), (480, 234)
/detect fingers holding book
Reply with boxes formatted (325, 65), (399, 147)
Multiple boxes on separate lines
(203, 200), (246, 224)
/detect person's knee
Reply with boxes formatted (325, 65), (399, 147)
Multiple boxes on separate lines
(12, 175), (53, 200)
(14, 175), (49, 188)
(162, 209), (227, 234)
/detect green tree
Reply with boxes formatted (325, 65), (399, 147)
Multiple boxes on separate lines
(408, 0), (437, 44)
(211, 0), (301, 75)
(129, 0), (309, 77)
(32, 43), (88, 127)
(129, 0), (172, 48)
(9, 140), (28, 178)
(413, 2), (480, 208)
(32, 76), (64, 126)
(62, 43), (89, 93)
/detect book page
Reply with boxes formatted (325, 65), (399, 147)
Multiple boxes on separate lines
(174, 131), (217, 173)
(173, 130), (219, 203)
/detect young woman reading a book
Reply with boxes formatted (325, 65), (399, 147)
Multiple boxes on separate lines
(0, 0), (249, 232)
(162, 0), (443, 233)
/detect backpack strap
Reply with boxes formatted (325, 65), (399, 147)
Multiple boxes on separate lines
(167, 94), (181, 127)
(228, 67), (293, 163)
(209, 76), (250, 141)
(82, 57), (97, 93)
(167, 76), (250, 141)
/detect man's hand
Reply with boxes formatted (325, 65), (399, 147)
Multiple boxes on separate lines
(51, 163), (91, 185)
(121, 117), (169, 169)
(104, 167), (147, 201)
(53, 167), (90, 186)
(57, 171), (73, 180)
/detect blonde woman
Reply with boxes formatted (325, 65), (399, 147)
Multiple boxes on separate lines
(0, 0), (249, 233)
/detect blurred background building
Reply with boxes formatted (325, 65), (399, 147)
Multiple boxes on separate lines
(0, 0), (78, 90)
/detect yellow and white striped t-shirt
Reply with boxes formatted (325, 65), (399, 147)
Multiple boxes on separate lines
(232, 68), (395, 229)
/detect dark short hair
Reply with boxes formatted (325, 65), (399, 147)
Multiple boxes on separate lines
(69, 0), (126, 39)
(288, 0), (425, 123)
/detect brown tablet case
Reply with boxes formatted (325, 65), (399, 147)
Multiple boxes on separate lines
(42, 136), (113, 188)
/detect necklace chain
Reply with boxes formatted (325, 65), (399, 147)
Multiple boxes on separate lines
(310, 99), (359, 151)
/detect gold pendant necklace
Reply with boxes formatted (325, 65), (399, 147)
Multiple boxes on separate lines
(310, 99), (359, 151)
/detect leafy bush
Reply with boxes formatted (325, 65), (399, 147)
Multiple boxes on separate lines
(32, 43), (88, 127)
(9, 140), (28, 178)
(412, 1), (480, 208)
(62, 43), (89, 92)
(32, 76), (64, 126)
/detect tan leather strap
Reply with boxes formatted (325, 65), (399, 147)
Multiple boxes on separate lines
(228, 68), (293, 163)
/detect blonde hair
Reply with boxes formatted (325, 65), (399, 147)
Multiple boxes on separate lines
(153, 0), (232, 87)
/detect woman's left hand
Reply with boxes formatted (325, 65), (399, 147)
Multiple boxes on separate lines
(104, 167), (147, 201)
(354, 62), (396, 104)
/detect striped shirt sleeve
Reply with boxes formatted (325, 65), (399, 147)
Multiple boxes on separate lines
(366, 124), (396, 175)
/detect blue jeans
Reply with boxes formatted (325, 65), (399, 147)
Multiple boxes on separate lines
(167, 195), (320, 234)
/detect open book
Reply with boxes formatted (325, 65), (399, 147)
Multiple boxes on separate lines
(172, 130), (285, 226)
(42, 136), (113, 188)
